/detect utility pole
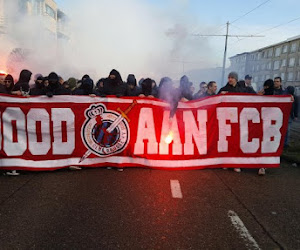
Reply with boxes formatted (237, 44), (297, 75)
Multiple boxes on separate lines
(221, 22), (229, 87)
(192, 22), (263, 86)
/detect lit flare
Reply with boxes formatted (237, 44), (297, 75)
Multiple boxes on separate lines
(165, 131), (173, 144)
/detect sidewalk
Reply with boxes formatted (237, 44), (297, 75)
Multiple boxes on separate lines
(281, 119), (300, 164)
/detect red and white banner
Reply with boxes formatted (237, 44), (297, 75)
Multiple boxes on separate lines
(0, 94), (292, 171)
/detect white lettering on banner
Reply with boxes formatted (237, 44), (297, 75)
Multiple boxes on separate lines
(240, 108), (260, 153)
(261, 107), (283, 153)
(217, 108), (238, 152)
(183, 110), (208, 155)
(134, 108), (158, 154)
(159, 111), (182, 155)
(51, 108), (75, 155)
(27, 109), (51, 155)
(3, 107), (27, 156)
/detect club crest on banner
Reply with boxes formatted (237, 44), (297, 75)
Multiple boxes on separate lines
(80, 100), (137, 162)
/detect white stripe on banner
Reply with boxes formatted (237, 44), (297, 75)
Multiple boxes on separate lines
(0, 95), (292, 106)
(0, 156), (280, 169)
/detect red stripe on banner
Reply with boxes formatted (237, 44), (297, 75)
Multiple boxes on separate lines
(11, 120), (18, 143)
(36, 121), (42, 142)
(61, 121), (67, 143)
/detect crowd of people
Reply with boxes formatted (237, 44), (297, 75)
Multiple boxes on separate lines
(0, 69), (298, 176)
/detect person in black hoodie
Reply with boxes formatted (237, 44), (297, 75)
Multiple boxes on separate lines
(125, 74), (140, 96)
(46, 72), (71, 97)
(218, 72), (244, 94)
(158, 77), (181, 117)
(139, 78), (154, 98)
(30, 75), (47, 95)
(263, 79), (274, 95)
(179, 75), (193, 101)
(11, 69), (32, 96)
(99, 69), (126, 97)
(4, 74), (15, 94)
(73, 76), (94, 95)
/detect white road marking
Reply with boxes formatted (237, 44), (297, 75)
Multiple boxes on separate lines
(228, 210), (261, 250)
(170, 180), (183, 199)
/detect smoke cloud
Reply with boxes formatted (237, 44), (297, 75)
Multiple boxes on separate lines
(0, 0), (218, 83)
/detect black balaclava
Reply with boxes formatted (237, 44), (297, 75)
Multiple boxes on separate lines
(263, 79), (274, 95)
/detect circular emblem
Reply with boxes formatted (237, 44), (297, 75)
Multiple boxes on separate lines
(81, 103), (130, 158)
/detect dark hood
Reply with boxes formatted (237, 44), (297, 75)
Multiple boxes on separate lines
(127, 74), (137, 86)
(141, 78), (153, 96)
(108, 69), (123, 85)
(4, 74), (14, 92)
(48, 72), (60, 90)
(80, 78), (94, 94)
(180, 75), (189, 89)
(18, 69), (32, 83)
(263, 79), (274, 95)
(286, 86), (295, 95)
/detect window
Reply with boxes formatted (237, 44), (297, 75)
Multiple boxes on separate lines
(254, 76), (258, 82)
(261, 64), (265, 70)
(46, 4), (56, 19)
(281, 59), (287, 67)
(267, 62), (272, 70)
(291, 42), (297, 53)
(256, 65), (260, 71)
(274, 60), (280, 70)
(265, 74), (271, 80)
(252, 65), (255, 71)
(258, 53), (262, 60)
(281, 72), (285, 81)
(268, 49), (273, 58)
(297, 71), (300, 80)
(275, 47), (281, 57)
(289, 58), (295, 67)
(287, 72), (294, 81)
(282, 44), (288, 53)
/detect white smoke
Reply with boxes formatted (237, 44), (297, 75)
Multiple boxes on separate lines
(0, 0), (218, 83)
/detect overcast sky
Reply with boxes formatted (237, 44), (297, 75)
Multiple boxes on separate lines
(40, 0), (300, 79)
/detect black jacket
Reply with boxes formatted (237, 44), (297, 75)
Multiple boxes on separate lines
(218, 82), (245, 94)
(12, 69), (32, 93)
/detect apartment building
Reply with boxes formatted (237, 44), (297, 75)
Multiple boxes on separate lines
(229, 36), (300, 89)
(0, 0), (69, 40)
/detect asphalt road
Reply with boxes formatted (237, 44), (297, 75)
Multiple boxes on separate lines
(0, 162), (300, 249)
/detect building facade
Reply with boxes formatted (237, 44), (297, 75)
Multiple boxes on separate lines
(229, 36), (300, 90)
(0, 0), (69, 40)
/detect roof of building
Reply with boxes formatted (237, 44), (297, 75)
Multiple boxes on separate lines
(230, 35), (300, 59)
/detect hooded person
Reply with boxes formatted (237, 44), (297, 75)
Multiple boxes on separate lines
(30, 75), (47, 95)
(46, 72), (71, 97)
(64, 77), (77, 92)
(73, 77), (94, 95)
(179, 75), (193, 101)
(125, 74), (140, 96)
(12, 69), (32, 95)
(158, 77), (181, 117)
(100, 69), (126, 97)
(4, 74), (15, 94)
(263, 79), (274, 95)
(139, 78), (154, 97)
